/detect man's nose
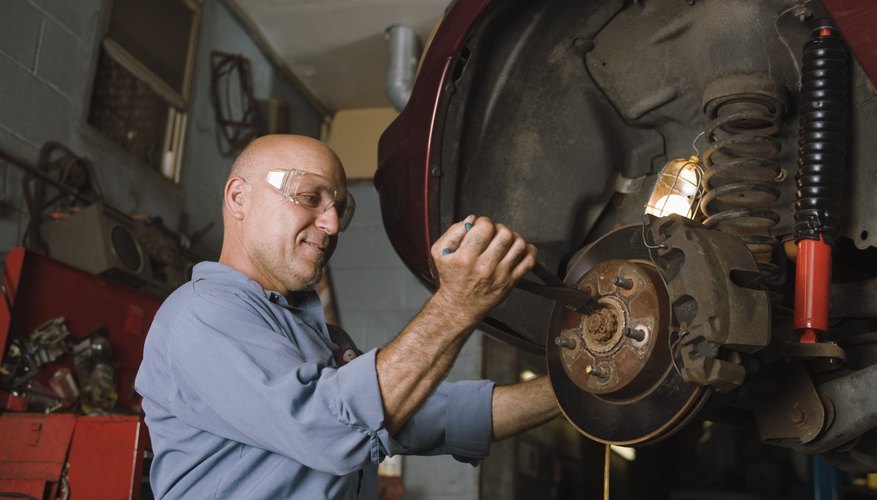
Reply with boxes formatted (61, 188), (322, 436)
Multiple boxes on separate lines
(315, 205), (341, 234)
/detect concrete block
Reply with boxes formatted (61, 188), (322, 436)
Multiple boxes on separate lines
(400, 275), (431, 309)
(36, 17), (86, 99)
(0, 1), (42, 70)
(348, 182), (381, 224)
(332, 183), (413, 269)
(32, 0), (100, 39)
(0, 124), (41, 158)
(363, 310), (416, 348)
(404, 455), (478, 500)
(0, 151), (27, 212)
(447, 332), (484, 381)
(0, 160), (27, 249)
(332, 224), (408, 270)
(122, 165), (184, 224)
(330, 267), (410, 311)
(0, 55), (71, 148)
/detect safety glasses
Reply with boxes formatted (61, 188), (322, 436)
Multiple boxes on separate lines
(265, 169), (355, 231)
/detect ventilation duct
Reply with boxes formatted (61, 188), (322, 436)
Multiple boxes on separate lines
(385, 24), (421, 111)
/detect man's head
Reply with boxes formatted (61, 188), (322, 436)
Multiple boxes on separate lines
(219, 134), (351, 293)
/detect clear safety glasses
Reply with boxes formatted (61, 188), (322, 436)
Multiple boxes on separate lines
(265, 169), (356, 231)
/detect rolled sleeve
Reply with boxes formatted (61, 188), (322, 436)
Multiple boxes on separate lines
(445, 380), (495, 463)
(389, 379), (495, 464)
(331, 348), (394, 464)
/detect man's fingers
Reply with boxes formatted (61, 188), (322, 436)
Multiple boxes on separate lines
(492, 235), (536, 287)
(496, 237), (532, 277)
(439, 216), (496, 258)
(434, 214), (476, 258)
(481, 224), (519, 268)
(510, 243), (538, 281)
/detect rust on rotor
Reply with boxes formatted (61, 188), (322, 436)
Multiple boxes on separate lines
(555, 259), (670, 397)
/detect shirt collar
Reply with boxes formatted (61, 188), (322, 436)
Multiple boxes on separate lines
(192, 261), (322, 311)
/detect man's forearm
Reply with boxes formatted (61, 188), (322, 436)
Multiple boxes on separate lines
(374, 215), (536, 436)
(492, 375), (560, 441)
(375, 292), (481, 434)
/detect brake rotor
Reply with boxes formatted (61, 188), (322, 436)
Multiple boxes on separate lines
(547, 224), (711, 446)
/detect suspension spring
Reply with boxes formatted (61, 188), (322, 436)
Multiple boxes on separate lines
(700, 75), (785, 278)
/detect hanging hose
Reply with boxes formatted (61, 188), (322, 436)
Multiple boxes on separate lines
(18, 142), (103, 253)
(793, 20), (849, 343)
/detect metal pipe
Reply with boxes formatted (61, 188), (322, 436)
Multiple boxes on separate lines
(385, 24), (421, 111)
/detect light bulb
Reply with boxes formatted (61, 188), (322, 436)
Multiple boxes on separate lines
(644, 156), (702, 219)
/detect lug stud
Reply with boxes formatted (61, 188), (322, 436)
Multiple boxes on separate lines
(613, 276), (634, 290)
(585, 365), (608, 378)
(554, 336), (577, 349)
(622, 327), (646, 341)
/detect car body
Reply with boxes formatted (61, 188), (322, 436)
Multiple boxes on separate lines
(376, 0), (877, 473)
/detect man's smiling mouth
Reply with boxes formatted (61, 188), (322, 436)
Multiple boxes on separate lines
(302, 240), (327, 252)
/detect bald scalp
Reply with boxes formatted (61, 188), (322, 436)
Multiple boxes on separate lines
(227, 134), (345, 183)
(222, 134), (347, 225)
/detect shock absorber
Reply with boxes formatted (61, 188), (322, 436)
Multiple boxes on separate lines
(794, 20), (849, 344)
(700, 75), (786, 279)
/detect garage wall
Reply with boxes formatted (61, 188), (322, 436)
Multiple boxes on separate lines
(0, 0), (324, 258)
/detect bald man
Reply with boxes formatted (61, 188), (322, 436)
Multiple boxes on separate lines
(135, 135), (559, 499)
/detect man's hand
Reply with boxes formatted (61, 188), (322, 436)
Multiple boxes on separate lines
(430, 215), (537, 327)
(376, 215), (537, 434)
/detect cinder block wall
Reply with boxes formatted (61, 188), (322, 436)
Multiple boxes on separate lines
(0, 0), (323, 257)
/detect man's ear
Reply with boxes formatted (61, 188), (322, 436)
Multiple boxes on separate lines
(224, 176), (248, 220)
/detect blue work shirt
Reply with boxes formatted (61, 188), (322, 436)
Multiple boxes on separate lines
(135, 262), (495, 499)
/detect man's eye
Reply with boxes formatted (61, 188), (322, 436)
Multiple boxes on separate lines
(296, 193), (322, 208)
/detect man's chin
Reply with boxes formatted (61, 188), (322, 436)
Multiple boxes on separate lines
(300, 266), (324, 290)
(308, 269), (324, 288)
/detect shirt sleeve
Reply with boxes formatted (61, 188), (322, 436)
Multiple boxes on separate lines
(388, 379), (495, 464)
(163, 292), (393, 476)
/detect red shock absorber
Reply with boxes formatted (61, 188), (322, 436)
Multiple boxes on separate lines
(793, 22), (848, 343)
(794, 236), (831, 343)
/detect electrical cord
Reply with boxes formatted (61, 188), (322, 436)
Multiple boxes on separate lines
(16, 142), (103, 252)
(209, 51), (260, 156)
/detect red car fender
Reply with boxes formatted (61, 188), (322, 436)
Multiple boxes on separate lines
(375, 0), (493, 285)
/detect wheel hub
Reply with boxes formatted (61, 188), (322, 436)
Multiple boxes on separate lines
(547, 223), (710, 446)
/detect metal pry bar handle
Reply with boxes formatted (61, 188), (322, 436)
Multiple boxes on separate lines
(516, 262), (598, 313)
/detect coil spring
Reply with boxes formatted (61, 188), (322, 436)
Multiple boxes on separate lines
(700, 82), (785, 277)
(795, 24), (848, 243)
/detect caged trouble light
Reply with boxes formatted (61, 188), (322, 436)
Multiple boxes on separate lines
(644, 156), (702, 219)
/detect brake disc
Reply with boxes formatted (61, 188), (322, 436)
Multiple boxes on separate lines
(548, 216), (770, 445)
(547, 223), (711, 446)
